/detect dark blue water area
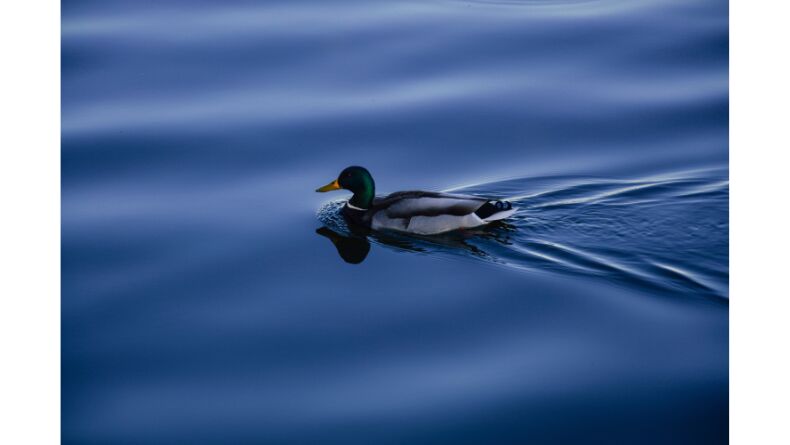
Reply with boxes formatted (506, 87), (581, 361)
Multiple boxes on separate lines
(62, 0), (728, 443)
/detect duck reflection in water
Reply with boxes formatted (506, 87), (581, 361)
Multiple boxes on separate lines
(315, 225), (372, 264)
(316, 220), (515, 265)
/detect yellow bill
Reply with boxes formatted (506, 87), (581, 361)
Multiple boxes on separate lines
(316, 179), (341, 192)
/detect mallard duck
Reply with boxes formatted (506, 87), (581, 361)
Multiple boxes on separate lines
(316, 166), (516, 235)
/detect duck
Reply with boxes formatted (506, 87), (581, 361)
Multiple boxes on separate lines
(316, 166), (516, 235)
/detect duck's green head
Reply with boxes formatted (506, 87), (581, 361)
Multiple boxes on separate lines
(316, 166), (376, 209)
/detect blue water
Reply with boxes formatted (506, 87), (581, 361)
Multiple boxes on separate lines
(62, 0), (728, 443)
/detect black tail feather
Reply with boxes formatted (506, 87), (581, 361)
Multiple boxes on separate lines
(475, 200), (512, 219)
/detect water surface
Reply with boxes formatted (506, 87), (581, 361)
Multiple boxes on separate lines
(63, 0), (728, 443)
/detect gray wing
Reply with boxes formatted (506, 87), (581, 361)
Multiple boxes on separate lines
(372, 191), (487, 218)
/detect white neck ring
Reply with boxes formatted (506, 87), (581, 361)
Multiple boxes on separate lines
(346, 202), (367, 211)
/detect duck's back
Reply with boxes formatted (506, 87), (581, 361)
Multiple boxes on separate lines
(367, 191), (509, 235)
(374, 191), (487, 216)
